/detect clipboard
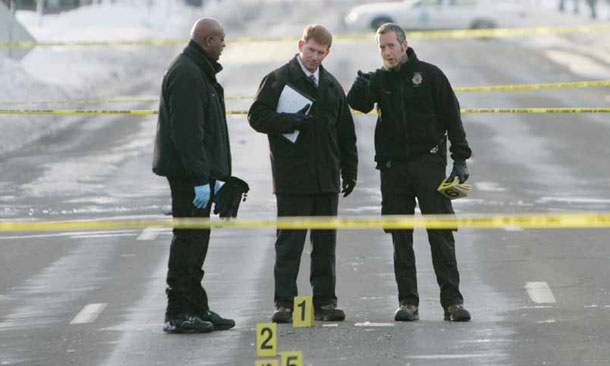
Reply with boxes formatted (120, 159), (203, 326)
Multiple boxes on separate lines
(276, 84), (314, 143)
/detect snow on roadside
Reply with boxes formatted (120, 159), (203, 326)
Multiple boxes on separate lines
(15, 0), (198, 42)
(0, 1), (204, 155)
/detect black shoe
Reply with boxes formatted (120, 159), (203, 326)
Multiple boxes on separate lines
(163, 314), (214, 334)
(314, 304), (345, 321)
(271, 305), (292, 323)
(394, 303), (419, 321)
(444, 304), (471, 322)
(198, 310), (236, 330)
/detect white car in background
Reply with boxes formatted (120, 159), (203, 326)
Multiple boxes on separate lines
(344, 0), (528, 31)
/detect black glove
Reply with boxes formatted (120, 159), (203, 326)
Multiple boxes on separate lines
(291, 104), (313, 131)
(213, 176), (250, 218)
(341, 178), (356, 197)
(353, 70), (371, 90)
(448, 160), (469, 184)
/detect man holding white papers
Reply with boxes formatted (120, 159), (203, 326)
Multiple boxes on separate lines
(248, 24), (358, 323)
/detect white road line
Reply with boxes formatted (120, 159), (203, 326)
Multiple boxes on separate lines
(406, 353), (499, 360)
(0, 230), (138, 241)
(537, 319), (557, 324)
(518, 305), (554, 309)
(137, 227), (164, 241)
(354, 322), (394, 327)
(536, 196), (610, 204)
(525, 282), (557, 304)
(474, 181), (506, 192)
(503, 226), (524, 232)
(70, 303), (107, 325)
(70, 233), (136, 239)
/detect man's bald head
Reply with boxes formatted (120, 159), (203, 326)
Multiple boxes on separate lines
(190, 17), (226, 61)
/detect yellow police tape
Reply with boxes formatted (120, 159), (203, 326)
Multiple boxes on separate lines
(1, 25), (609, 48)
(0, 39), (188, 48)
(453, 80), (610, 93)
(1, 108), (609, 116)
(379, 24), (610, 40)
(1, 213), (610, 232)
(0, 109), (157, 116)
(2, 81), (607, 107)
(461, 108), (610, 114)
(0, 97), (160, 107)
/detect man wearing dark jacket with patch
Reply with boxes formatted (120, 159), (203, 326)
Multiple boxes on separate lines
(248, 25), (358, 323)
(347, 23), (472, 322)
(152, 18), (234, 334)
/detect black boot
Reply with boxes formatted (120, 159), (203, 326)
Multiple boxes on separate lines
(314, 303), (345, 321)
(163, 314), (214, 334)
(444, 304), (471, 322)
(198, 310), (236, 330)
(271, 305), (293, 323)
(394, 303), (419, 321)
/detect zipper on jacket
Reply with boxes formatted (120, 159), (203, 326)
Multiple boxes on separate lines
(399, 80), (408, 155)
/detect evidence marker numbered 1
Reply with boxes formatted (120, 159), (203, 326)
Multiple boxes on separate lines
(293, 296), (314, 328)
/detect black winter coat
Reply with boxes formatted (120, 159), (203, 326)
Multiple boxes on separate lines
(347, 47), (471, 166)
(248, 55), (358, 194)
(152, 40), (231, 186)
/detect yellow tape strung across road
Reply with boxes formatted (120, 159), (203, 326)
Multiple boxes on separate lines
(379, 24), (610, 40)
(1, 25), (609, 48)
(1, 213), (610, 232)
(1, 108), (609, 116)
(453, 80), (610, 93)
(2, 81), (607, 107)
(0, 97), (160, 107)
(461, 108), (610, 114)
(0, 109), (157, 116)
(0, 38), (189, 48)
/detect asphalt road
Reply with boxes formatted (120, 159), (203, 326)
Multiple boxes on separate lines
(1, 33), (610, 366)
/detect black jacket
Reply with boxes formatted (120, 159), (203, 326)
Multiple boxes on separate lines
(152, 40), (231, 185)
(347, 47), (471, 166)
(248, 55), (358, 194)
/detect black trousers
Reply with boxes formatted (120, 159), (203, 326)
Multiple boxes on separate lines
(380, 154), (463, 309)
(274, 193), (339, 309)
(165, 177), (214, 318)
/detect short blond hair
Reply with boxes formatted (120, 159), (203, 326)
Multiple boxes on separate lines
(301, 24), (332, 49)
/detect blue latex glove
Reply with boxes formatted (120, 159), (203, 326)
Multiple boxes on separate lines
(193, 184), (211, 209)
(193, 181), (224, 209)
(214, 180), (224, 193)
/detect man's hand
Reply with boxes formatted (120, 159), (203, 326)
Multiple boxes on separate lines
(193, 184), (211, 209)
(353, 70), (371, 90)
(291, 104), (313, 131)
(341, 178), (356, 197)
(448, 160), (470, 184)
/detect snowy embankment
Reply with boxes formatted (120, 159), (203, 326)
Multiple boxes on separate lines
(0, 1), (204, 155)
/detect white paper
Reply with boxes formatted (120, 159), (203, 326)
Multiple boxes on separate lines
(276, 84), (313, 143)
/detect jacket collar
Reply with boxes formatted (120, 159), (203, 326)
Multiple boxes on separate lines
(402, 47), (418, 73)
(288, 54), (330, 88)
(183, 40), (223, 81)
(383, 47), (418, 74)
